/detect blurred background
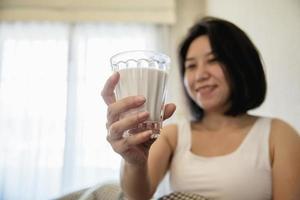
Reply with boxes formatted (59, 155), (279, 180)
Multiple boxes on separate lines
(0, 0), (299, 199)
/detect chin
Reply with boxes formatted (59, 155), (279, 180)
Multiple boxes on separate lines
(198, 101), (222, 112)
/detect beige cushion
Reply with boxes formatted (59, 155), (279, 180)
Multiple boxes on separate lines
(55, 183), (122, 200)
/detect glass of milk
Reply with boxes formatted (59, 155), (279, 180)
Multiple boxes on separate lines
(110, 50), (170, 139)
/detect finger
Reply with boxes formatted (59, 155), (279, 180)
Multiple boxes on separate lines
(123, 130), (153, 148)
(120, 130), (153, 153)
(106, 96), (146, 125)
(163, 103), (176, 120)
(111, 130), (152, 154)
(101, 72), (120, 105)
(107, 111), (149, 142)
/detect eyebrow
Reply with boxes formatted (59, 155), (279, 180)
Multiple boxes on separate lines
(185, 51), (214, 61)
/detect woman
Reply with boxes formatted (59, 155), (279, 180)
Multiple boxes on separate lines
(101, 17), (300, 200)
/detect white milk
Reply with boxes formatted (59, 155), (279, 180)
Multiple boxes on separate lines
(115, 67), (168, 126)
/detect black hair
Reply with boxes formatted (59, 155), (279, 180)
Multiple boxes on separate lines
(178, 17), (267, 120)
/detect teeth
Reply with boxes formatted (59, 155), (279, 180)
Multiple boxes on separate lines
(200, 87), (211, 92)
(197, 85), (215, 94)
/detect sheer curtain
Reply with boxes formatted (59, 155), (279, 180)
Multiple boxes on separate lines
(0, 22), (170, 200)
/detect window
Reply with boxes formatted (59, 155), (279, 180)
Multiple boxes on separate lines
(0, 22), (170, 200)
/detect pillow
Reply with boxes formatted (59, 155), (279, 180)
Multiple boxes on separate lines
(157, 192), (208, 200)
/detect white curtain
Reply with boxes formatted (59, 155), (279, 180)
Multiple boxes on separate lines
(0, 22), (170, 200)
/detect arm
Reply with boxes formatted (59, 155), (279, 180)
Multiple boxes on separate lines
(271, 118), (300, 200)
(120, 124), (177, 200)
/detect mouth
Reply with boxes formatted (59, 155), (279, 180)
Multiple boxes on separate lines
(196, 85), (217, 96)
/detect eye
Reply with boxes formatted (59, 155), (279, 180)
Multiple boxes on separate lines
(206, 58), (220, 66)
(185, 62), (196, 69)
(207, 57), (218, 64)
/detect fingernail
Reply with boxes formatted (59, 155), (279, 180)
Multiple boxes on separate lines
(135, 96), (146, 102)
(145, 130), (153, 136)
(138, 112), (149, 120)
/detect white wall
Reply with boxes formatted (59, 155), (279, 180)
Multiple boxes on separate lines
(192, 0), (300, 131)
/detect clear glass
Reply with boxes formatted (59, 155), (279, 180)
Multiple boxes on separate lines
(110, 50), (170, 138)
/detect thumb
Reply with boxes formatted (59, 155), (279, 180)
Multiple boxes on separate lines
(101, 72), (119, 105)
(163, 103), (176, 120)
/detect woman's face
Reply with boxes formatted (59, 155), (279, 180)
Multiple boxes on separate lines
(184, 35), (231, 113)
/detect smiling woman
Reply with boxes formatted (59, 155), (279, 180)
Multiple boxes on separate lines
(101, 16), (300, 200)
(0, 22), (170, 200)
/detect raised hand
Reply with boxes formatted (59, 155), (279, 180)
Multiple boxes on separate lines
(101, 72), (176, 165)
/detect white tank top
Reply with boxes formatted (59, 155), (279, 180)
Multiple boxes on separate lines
(169, 117), (272, 200)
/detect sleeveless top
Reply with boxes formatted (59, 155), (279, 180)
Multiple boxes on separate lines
(169, 117), (272, 200)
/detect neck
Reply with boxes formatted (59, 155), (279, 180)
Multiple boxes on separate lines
(197, 112), (251, 132)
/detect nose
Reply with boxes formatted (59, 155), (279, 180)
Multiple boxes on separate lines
(195, 61), (209, 82)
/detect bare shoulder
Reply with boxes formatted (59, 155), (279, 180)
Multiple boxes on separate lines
(270, 119), (300, 199)
(160, 124), (178, 152)
(270, 118), (300, 162)
(271, 118), (300, 142)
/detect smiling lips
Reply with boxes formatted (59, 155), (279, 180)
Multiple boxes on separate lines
(196, 85), (217, 97)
